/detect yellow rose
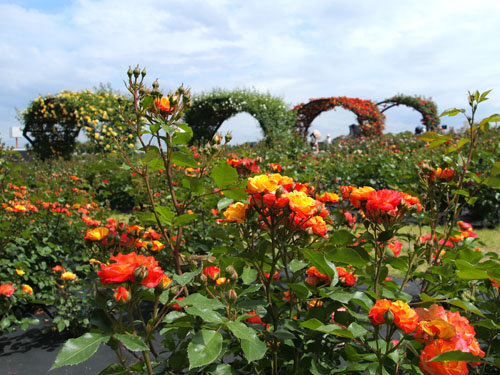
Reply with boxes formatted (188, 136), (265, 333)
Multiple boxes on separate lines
(247, 175), (279, 194)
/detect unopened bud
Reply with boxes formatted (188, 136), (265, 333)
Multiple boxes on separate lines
(127, 67), (133, 78)
(225, 132), (232, 143)
(133, 66), (141, 78)
(275, 185), (284, 198)
(228, 289), (238, 301)
(225, 265), (238, 280)
(384, 309), (394, 325)
(133, 265), (149, 283)
(152, 80), (160, 89)
(141, 68), (147, 77)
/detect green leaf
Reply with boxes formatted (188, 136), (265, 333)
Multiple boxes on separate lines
(223, 187), (248, 201)
(162, 311), (186, 323)
(211, 163), (238, 189)
(188, 330), (223, 369)
(141, 96), (153, 110)
(51, 333), (110, 370)
(479, 114), (500, 132)
(171, 151), (198, 168)
(226, 321), (267, 361)
(173, 269), (201, 286)
(418, 131), (439, 141)
(217, 197), (234, 211)
(448, 299), (485, 317)
(210, 364), (233, 375)
(347, 322), (368, 338)
(478, 89), (492, 103)
(180, 293), (225, 310)
(186, 306), (224, 323)
(114, 334), (149, 352)
(440, 108), (465, 117)
(452, 189), (469, 197)
(430, 350), (483, 362)
(289, 282), (311, 299)
(155, 205), (174, 224)
(329, 230), (357, 245)
(327, 247), (368, 268)
(241, 267), (258, 284)
(174, 214), (200, 225)
(303, 249), (337, 280)
(289, 259), (308, 273)
(483, 176), (500, 189)
(99, 363), (131, 375)
(172, 123), (193, 145)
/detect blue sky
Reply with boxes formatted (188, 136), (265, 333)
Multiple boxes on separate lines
(1, 0), (500, 147)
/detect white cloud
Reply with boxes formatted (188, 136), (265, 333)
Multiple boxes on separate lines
(1, 0), (500, 146)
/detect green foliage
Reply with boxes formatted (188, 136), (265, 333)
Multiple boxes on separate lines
(379, 94), (440, 131)
(184, 89), (296, 143)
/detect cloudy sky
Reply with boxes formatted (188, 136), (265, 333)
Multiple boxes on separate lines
(1, 0), (500, 146)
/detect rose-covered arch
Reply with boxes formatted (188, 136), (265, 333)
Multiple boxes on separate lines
(184, 89), (296, 143)
(377, 94), (440, 131)
(293, 97), (386, 137)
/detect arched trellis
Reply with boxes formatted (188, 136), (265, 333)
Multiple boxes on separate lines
(184, 89), (296, 143)
(377, 94), (440, 131)
(293, 97), (385, 137)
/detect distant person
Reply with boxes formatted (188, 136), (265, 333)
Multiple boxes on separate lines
(310, 130), (320, 153)
(326, 134), (331, 145)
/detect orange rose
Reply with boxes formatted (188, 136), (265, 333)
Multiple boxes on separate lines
(52, 265), (66, 273)
(0, 283), (15, 297)
(84, 227), (110, 241)
(155, 96), (173, 112)
(202, 265), (220, 280)
(415, 319), (456, 343)
(317, 192), (339, 203)
(419, 339), (467, 375)
(431, 167), (455, 181)
(349, 186), (375, 208)
(390, 300), (419, 334)
(22, 284), (33, 295)
(223, 202), (248, 224)
(369, 299), (392, 325)
(305, 266), (330, 286)
(97, 252), (165, 288)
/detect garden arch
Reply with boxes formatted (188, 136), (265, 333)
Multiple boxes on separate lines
(21, 89), (135, 160)
(184, 89), (296, 143)
(377, 94), (440, 131)
(293, 97), (385, 137)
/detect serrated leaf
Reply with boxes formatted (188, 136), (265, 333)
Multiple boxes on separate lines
(241, 267), (258, 284)
(303, 249), (337, 280)
(99, 363), (130, 375)
(172, 269), (200, 286)
(51, 333), (110, 370)
(171, 151), (198, 168)
(172, 124), (193, 145)
(162, 311), (186, 323)
(188, 330), (223, 369)
(186, 306), (224, 323)
(483, 176), (500, 189)
(440, 108), (465, 117)
(155, 205), (174, 224)
(452, 189), (469, 197)
(430, 350), (483, 362)
(174, 214), (199, 225)
(210, 364), (233, 375)
(211, 163), (238, 189)
(223, 187), (248, 201)
(114, 334), (149, 352)
(180, 293), (225, 310)
(226, 321), (267, 361)
(217, 197), (233, 211)
(289, 259), (308, 273)
(326, 247), (368, 268)
(448, 299), (485, 317)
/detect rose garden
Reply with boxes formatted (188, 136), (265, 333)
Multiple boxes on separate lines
(1, 67), (500, 374)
